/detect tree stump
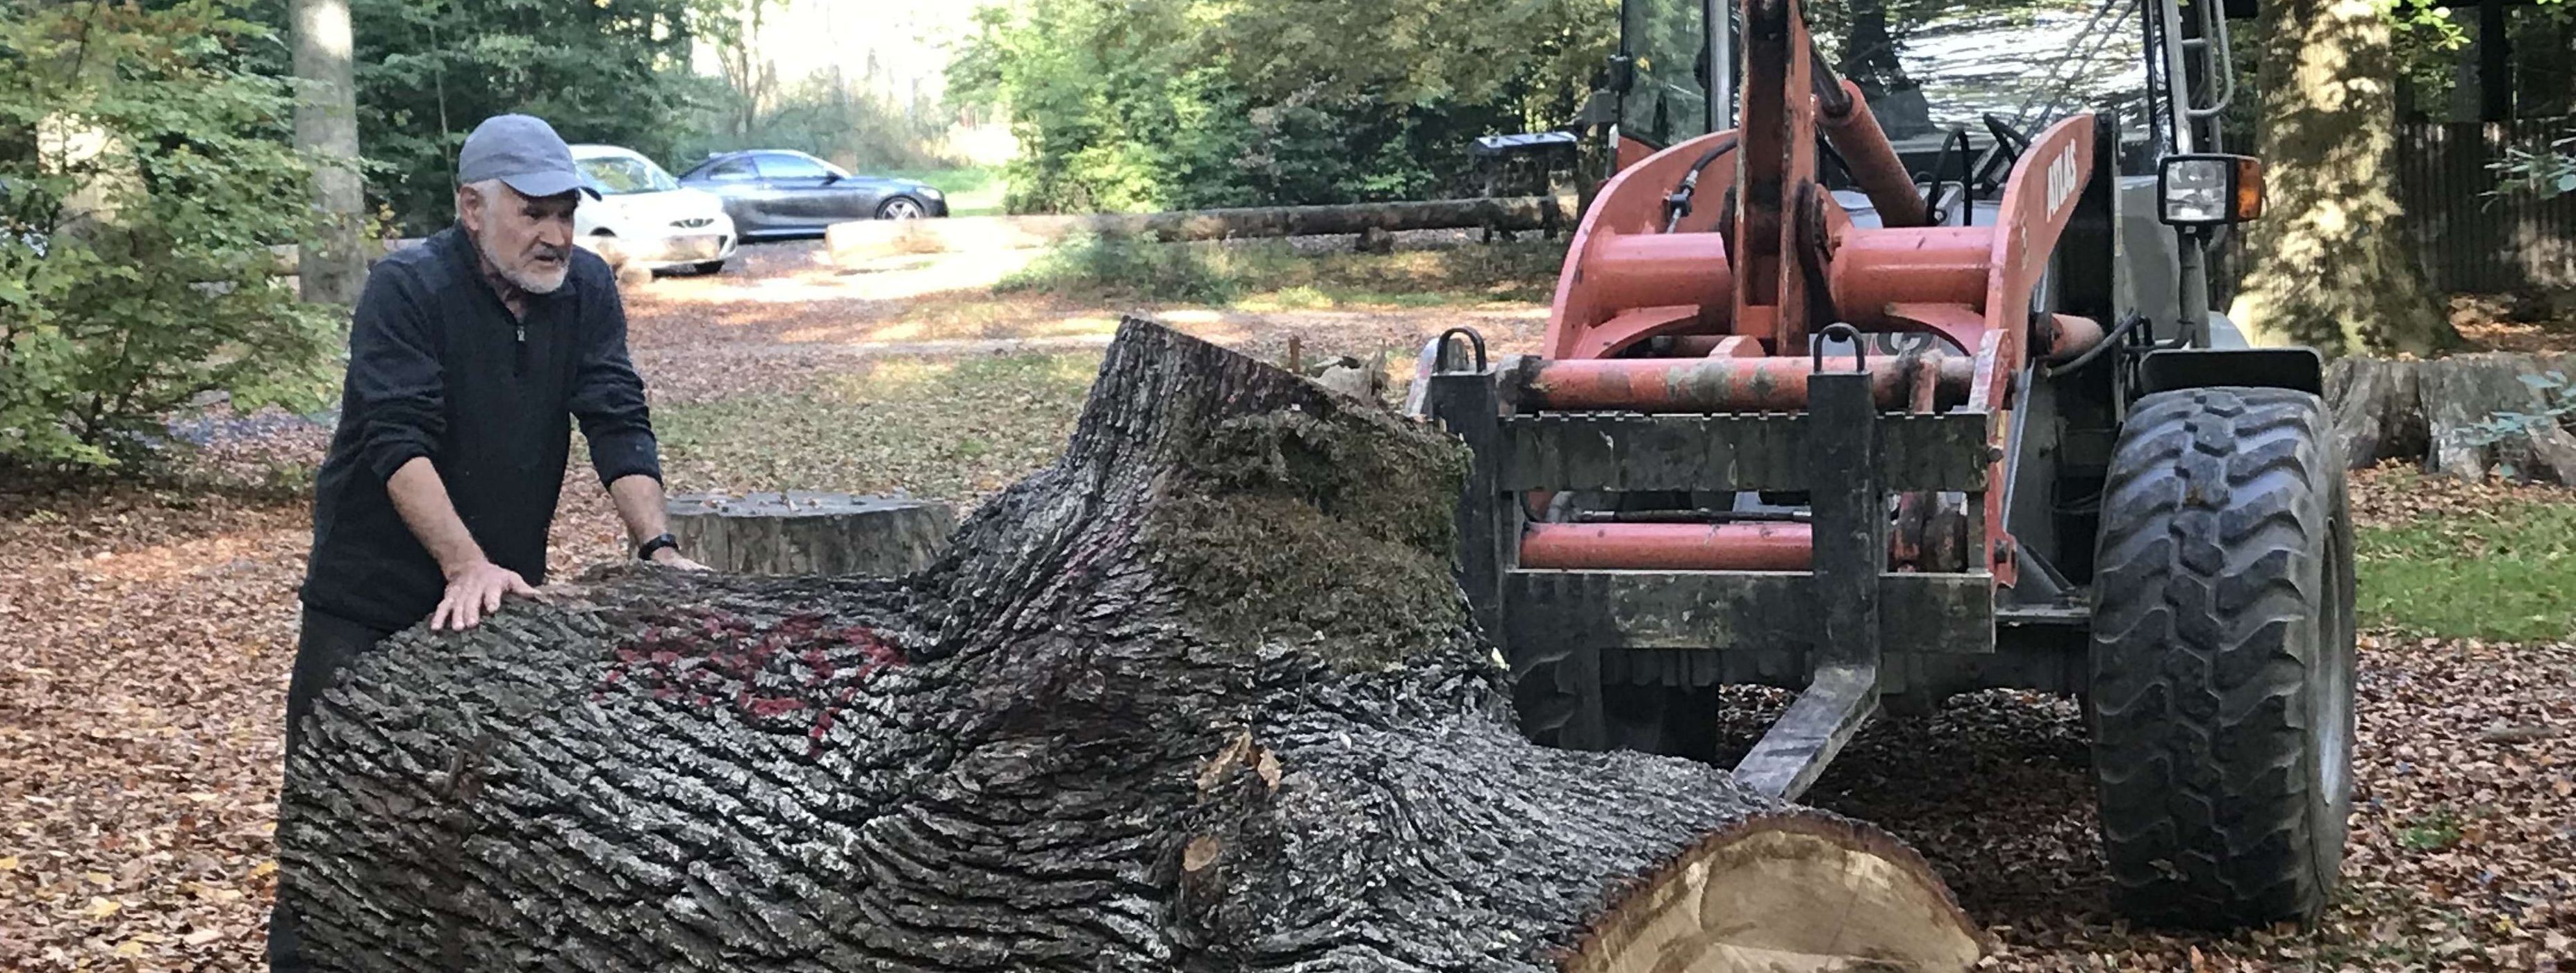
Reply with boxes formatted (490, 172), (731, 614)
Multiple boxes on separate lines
(278, 319), (1980, 972)
(666, 492), (956, 576)
(2325, 352), (2576, 481)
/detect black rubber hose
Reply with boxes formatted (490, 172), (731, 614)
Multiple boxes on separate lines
(1922, 127), (1969, 226)
(2040, 310), (2152, 379)
(1661, 136), (1741, 233)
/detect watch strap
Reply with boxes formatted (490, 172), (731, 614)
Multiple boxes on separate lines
(637, 533), (679, 561)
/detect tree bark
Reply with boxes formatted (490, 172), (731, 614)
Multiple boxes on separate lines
(666, 492), (955, 576)
(2227, 0), (2459, 356)
(278, 319), (1980, 972)
(290, 0), (364, 306)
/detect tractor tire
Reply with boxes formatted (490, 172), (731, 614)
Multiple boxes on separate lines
(2088, 387), (2358, 929)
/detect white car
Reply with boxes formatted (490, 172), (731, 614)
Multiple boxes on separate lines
(570, 144), (738, 275)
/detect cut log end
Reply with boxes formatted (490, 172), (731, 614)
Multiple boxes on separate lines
(2327, 351), (2576, 483)
(667, 492), (955, 576)
(1569, 818), (1980, 973)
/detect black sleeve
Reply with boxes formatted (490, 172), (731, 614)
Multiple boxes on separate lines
(347, 269), (446, 481)
(569, 272), (662, 486)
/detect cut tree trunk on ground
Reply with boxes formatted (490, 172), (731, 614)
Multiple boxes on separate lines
(279, 319), (1979, 972)
(826, 196), (1574, 265)
(666, 492), (955, 576)
(2325, 352), (2576, 481)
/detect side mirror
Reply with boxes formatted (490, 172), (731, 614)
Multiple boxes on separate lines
(2158, 153), (2264, 226)
(821, 173), (843, 185)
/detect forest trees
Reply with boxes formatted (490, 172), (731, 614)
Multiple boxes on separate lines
(0, 1), (340, 469)
(947, 0), (1616, 213)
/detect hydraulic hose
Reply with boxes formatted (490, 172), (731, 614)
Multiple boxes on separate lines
(1661, 135), (1741, 233)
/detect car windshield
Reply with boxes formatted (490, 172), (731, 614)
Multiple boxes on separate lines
(1621, 0), (2149, 151)
(579, 156), (680, 195)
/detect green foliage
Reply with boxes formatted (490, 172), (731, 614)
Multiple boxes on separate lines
(2450, 371), (2576, 479)
(949, 0), (1614, 213)
(2356, 484), (2576, 641)
(880, 167), (1005, 217)
(994, 235), (1567, 308)
(665, 0), (958, 177)
(2396, 809), (2463, 852)
(305, 0), (711, 234)
(0, 1), (340, 471)
(674, 58), (954, 175)
(996, 234), (1242, 304)
(2488, 131), (2576, 201)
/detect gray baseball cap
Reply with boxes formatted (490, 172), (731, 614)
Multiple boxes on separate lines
(456, 114), (596, 199)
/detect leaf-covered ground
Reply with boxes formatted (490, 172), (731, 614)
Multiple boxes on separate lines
(2, 241), (2572, 970)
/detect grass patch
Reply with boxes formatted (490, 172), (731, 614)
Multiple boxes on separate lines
(2395, 809), (2464, 852)
(654, 353), (1100, 504)
(994, 234), (1563, 308)
(880, 166), (1006, 217)
(997, 233), (1244, 304)
(2356, 490), (2576, 641)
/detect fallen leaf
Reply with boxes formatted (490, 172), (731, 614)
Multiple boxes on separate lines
(1255, 749), (1281, 791)
(183, 927), (223, 947)
(0, 854), (17, 870)
(88, 897), (121, 919)
(115, 939), (144, 957)
(1182, 834), (1221, 872)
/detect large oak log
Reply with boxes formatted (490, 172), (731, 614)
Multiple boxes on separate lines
(2325, 352), (2576, 481)
(826, 196), (1574, 265)
(278, 319), (1979, 971)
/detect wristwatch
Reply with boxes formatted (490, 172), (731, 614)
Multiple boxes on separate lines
(636, 533), (680, 562)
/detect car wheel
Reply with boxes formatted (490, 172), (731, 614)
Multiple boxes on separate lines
(877, 197), (926, 220)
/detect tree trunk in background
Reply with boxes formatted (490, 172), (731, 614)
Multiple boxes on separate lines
(2229, 0), (2458, 356)
(290, 0), (363, 306)
(277, 319), (1981, 972)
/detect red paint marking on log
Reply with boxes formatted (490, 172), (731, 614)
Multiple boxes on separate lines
(748, 697), (806, 719)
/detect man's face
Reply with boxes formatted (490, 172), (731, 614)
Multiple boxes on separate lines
(461, 181), (578, 294)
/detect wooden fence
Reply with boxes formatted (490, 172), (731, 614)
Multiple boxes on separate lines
(2395, 119), (2576, 293)
(2210, 118), (2575, 300)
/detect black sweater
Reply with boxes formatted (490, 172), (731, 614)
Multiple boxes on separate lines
(300, 226), (659, 631)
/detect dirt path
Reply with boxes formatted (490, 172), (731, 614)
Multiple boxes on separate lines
(619, 240), (1550, 404)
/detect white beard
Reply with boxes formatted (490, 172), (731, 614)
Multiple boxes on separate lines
(474, 225), (570, 295)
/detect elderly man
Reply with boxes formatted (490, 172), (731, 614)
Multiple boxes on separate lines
(269, 114), (702, 970)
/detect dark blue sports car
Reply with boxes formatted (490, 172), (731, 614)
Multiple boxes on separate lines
(675, 150), (949, 239)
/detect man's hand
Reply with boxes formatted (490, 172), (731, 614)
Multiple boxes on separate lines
(650, 547), (709, 572)
(433, 560), (538, 630)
